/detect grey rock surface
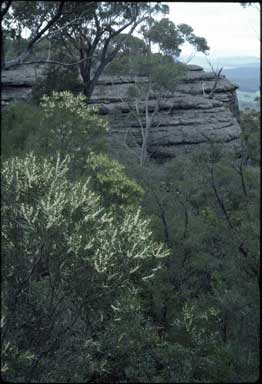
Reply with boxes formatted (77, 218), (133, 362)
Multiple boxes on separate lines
(1, 65), (46, 106)
(89, 66), (241, 159)
(1, 64), (241, 160)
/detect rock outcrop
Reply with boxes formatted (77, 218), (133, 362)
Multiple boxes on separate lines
(89, 64), (241, 159)
(1, 65), (45, 107)
(1, 64), (241, 160)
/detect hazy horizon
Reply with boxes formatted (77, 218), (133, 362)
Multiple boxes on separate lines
(179, 53), (260, 69)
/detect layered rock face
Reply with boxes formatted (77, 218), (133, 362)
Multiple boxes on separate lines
(1, 65), (45, 107)
(90, 64), (241, 159)
(2, 64), (241, 160)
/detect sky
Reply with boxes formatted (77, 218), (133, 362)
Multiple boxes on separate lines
(164, 2), (260, 59)
(19, 2), (260, 62)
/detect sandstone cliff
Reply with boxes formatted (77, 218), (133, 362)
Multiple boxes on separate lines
(90, 65), (241, 160)
(1, 64), (241, 160)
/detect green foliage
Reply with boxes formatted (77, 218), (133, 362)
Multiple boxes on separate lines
(178, 23), (210, 53)
(150, 56), (187, 92)
(2, 92), (107, 173)
(1, 153), (169, 382)
(143, 18), (184, 56)
(3, 36), (28, 61)
(5, 1), (57, 33)
(32, 65), (82, 103)
(106, 14), (206, 82)
(39, 91), (106, 149)
(36, 92), (107, 173)
(31, 37), (83, 102)
(128, 141), (260, 381)
(105, 34), (147, 76)
(240, 108), (260, 165)
(1, 101), (41, 159)
(2, 4), (259, 381)
(142, 18), (209, 56)
(110, 34), (147, 56)
(85, 152), (144, 210)
(125, 54), (187, 91)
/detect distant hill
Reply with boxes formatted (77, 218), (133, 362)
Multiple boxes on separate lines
(211, 56), (260, 69)
(237, 90), (260, 111)
(180, 55), (260, 70)
(222, 66), (260, 92)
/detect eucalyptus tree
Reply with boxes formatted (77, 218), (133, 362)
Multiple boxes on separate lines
(2, 1), (169, 99)
(50, 2), (169, 98)
(1, 1), (66, 69)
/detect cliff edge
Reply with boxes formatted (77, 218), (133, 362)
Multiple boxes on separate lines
(1, 64), (241, 160)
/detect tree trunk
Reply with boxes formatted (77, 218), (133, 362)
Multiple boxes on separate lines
(1, 31), (5, 70)
(81, 61), (109, 101)
(140, 87), (151, 165)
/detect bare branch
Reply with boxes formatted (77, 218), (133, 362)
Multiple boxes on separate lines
(21, 57), (97, 68)
(27, 1), (65, 54)
(93, 10), (101, 32)
(205, 57), (224, 99)
(47, 4), (96, 44)
(210, 162), (233, 229)
(151, 188), (171, 245)
(106, 18), (144, 63)
(30, 6), (50, 39)
(135, 97), (145, 139)
(208, 66), (223, 99)
(4, 1), (65, 69)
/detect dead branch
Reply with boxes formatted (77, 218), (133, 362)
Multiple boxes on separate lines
(205, 57), (224, 99)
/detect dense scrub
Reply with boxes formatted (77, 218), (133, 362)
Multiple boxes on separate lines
(1, 90), (260, 382)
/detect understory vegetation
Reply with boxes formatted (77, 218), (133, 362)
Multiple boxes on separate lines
(1, 1), (260, 383)
(2, 92), (260, 384)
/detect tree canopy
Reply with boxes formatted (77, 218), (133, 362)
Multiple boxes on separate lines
(2, 1), (209, 98)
